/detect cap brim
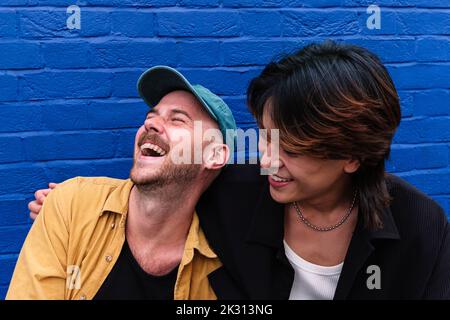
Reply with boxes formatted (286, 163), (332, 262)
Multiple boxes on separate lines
(137, 66), (217, 121)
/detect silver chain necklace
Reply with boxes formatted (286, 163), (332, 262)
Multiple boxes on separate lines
(292, 189), (358, 232)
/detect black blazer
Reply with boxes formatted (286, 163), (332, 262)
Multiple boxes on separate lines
(196, 164), (450, 300)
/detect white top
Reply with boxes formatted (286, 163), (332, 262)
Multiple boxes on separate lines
(283, 240), (343, 300)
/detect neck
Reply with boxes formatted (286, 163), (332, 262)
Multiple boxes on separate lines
(126, 181), (202, 249)
(294, 176), (356, 220)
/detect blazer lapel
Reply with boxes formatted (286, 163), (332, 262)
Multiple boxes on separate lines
(334, 206), (400, 299)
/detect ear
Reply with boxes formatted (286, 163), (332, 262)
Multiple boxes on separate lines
(203, 143), (230, 170)
(343, 158), (360, 174)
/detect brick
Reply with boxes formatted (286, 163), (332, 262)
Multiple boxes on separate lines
(44, 159), (132, 183)
(416, 38), (450, 62)
(396, 12), (450, 35)
(36, 0), (77, 4)
(0, 198), (30, 227)
(79, 11), (111, 37)
(182, 68), (262, 96)
(19, 10), (72, 39)
(0, 225), (30, 254)
(347, 39), (416, 63)
(414, 0), (450, 7)
(19, 10), (110, 39)
(241, 11), (282, 36)
(358, 10), (400, 35)
(398, 170), (450, 195)
(0, 74), (18, 101)
(87, 101), (147, 129)
(112, 70), (143, 98)
(176, 41), (221, 67)
(388, 64), (450, 90)
(116, 129), (136, 158)
(40, 102), (90, 130)
(0, 136), (24, 164)
(23, 131), (117, 161)
(179, 0), (220, 7)
(394, 118), (450, 143)
(223, 0), (264, 6)
(0, 104), (42, 133)
(413, 90), (450, 117)
(20, 71), (112, 100)
(0, 254), (18, 286)
(222, 40), (299, 66)
(34, 99), (144, 133)
(283, 10), (359, 36)
(398, 91), (414, 118)
(0, 11), (17, 38)
(386, 144), (448, 172)
(85, 0), (177, 6)
(343, 0), (450, 7)
(89, 41), (177, 68)
(0, 164), (47, 195)
(42, 42), (90, 68)
(222, 96), (256, 125)
(157, 11), (240, 37)
(0, 43), (43, 70)
(2, 0), (37, 5)
(224, 0), (345, 7)
(0, 286), (6, 300)
(112, 11), (155, 37)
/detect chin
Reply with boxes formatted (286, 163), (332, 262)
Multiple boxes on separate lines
(269, 187), (293, 204)
(129, 167), (160, 185)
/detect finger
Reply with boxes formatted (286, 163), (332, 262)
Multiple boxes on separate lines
(49, 183), (57, 189)
(29, 212), (38, 221)
(28, 201), (42, 214)
(36, 189), (51, 204)
(42, 188), (52, 196)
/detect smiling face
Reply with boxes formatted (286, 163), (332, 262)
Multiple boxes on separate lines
(130, 90), (221, 189)
(260, 108), (360, 205)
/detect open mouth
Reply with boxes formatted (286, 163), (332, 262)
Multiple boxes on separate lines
(270, 174), (293, 182)
(140, 142), (167, 157)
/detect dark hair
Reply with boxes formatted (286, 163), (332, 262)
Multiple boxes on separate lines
(247, 40), (401, 230)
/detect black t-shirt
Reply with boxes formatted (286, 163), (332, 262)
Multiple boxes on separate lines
(94, 239), (179, 300)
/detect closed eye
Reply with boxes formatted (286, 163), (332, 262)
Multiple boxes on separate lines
(172, 117), (186, 123)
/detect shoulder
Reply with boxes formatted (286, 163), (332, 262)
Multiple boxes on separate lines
(385, 173), (448, 246)
(198, 164), (267, 232)
(46, 177), (129, 223)
(386, 173), (447, 226)
(199, 164), (266, 212)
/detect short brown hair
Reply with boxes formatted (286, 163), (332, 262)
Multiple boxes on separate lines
(247, 40), (401, 230)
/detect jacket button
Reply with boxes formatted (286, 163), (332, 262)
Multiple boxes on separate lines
(111, 223), (115, 229)
(79, 294), (86, 300)
(105, 255), (113, 262)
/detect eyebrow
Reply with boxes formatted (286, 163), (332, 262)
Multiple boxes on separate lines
(146, 108), (193, 121)
(170, 108), (193, 121)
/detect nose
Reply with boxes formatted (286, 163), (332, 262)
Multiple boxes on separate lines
(259, 141), (282, 174)
(144, 115), (165, 135)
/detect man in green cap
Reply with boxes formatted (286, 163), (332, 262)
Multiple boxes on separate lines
(7, 66), (237, 300)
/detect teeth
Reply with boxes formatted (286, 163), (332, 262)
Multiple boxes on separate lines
(271, 175), (291, 182)
(140, 143), (166, 156)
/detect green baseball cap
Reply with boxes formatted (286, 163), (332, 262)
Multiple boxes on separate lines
(137, 65), (237, 145)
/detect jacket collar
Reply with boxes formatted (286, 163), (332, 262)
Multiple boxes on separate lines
(100, 179), (134, 216)
(333, 204), (400, 299)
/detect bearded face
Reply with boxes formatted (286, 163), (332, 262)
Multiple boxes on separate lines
(130, 130), (201, 190)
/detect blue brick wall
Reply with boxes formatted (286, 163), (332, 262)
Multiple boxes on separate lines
(0, 0), (449, 299)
